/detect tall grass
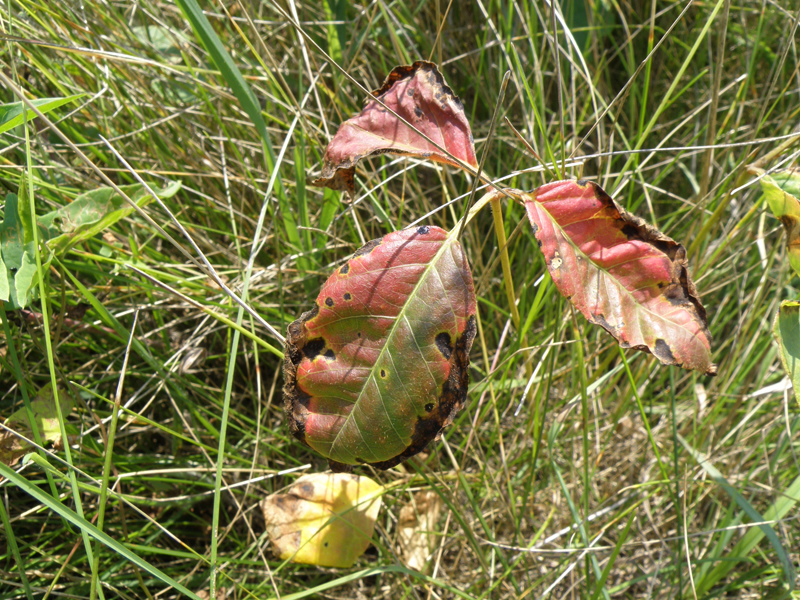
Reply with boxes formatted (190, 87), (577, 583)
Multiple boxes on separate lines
(1, 0), (799, 598)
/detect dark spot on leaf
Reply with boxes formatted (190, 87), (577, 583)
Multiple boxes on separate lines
(340, 263), (350, 275)
(653, 339), (676, 364)
(425, 403), (434, 412)
(592, 313), (616, 335)
(344, 292), (352, 301)
(620, 224), (642, 240)
(414, 106), (423, 119)
(537, 239), (542, 248)
(324, 349), (335, 361)
(369, 314), (477, 471)
(353, 237), (382, 258)
(780, 215), (797, 235)
(357, 332), (362, 337)
(435, 332), (453, 359)
(324, 542), (329, 547)
(417, 225), (430, 235)
(303, 338), (325, 361)
(380, 369), (387, 378)
(300, 483), (313, 496)
(325, 297), (334, 307)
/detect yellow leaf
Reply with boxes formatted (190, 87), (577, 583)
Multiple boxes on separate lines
(261, 473), (382, 568)
(1, 385), (73, 466)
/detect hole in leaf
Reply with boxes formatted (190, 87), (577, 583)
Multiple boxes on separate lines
(303, 338), (325, 361)
(325, 297), (334, 307)
(435, 332), (453, 359)
(324, 349), (336, 361)
(380, 369), (387, 378)
(340, 263), (350, 275)
(417, 225), (430, 235)
(424, 403), (434, 412)
(344, 292), (352, 301)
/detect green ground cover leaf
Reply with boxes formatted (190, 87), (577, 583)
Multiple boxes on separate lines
(774, 300), (800, 406)
(0, 193), (37, 307)
(0, 95), (84, 135)
(754, 167), (800, 278)
(38, 180), (181, 254)
(0, 182), (180, 308)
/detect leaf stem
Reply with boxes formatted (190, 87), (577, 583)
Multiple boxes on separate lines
(490, 198), (520, 329)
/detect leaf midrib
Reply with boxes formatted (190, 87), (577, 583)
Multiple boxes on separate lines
(329, 234), (457, 462)
(535, 200), (709, 350)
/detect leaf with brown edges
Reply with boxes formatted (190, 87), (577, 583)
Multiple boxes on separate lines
(283, 225), (477, 471)
(518, 180), (716, 375)
(313, 61), (478, 198)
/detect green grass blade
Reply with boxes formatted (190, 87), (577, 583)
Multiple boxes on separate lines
(679, 435), (797, 595)
(0, 463), (203, 600)
(173, 0), (267, 146)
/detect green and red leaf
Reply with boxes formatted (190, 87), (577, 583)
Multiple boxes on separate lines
(519, 180), (715, 375)
(312, 61), (477, 197)
(283, 226), (477, 470)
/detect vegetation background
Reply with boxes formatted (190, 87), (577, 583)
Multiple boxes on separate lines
(1, 0), (799, 598)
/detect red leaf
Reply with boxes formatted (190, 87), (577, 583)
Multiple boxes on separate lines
(313, 61), (478, 198)
(283, 225), (477, 470)
(521, 180), (716, 375)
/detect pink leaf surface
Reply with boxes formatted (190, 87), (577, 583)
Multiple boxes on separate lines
(313, 61), (478, 197)
(521, 180), (716, 375)
(283, 226), (477, 471)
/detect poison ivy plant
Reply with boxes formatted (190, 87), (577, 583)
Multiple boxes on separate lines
(292, 61), (717, 470)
